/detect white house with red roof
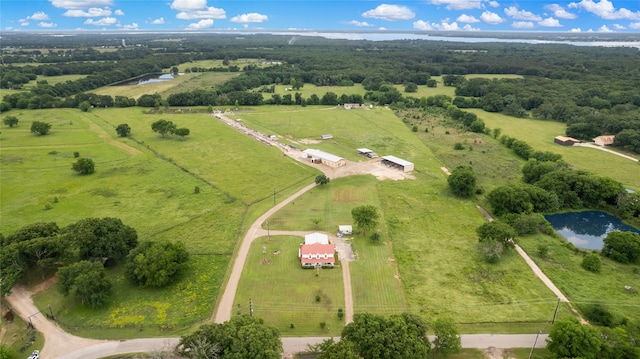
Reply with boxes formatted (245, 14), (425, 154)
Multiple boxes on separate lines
(299, 232), (335, 268)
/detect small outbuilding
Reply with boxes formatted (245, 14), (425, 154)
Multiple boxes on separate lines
(338, 225), (353, 235)
(320, 134), (333, 140)
(344, 104), (365, 110)
(357, 148), (379, 158)
(305, 232), (329, 245)
(302, 149), (346, 168)
(381, 155), (414, 173)
(554, 136), (581, 146)
(593, 135), (615, 146)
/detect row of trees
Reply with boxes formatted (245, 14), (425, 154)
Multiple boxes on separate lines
(0, 219), (189, 307)
(177, 313), (461, 359)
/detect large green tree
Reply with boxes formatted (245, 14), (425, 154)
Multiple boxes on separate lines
(72, 157), (95, 175)
(602, 231), (640, 264)
(432, 317), (462, 356)
(63, 217), (137, 264)
(547, 317), (602, 359)
(57, 260), (111, 307)
(115, 123), (131, 137)
(30, 121), (51, 135)
(177, 315), (282, 359)
(125, 240), (189, 287)
(341, 313), (431, 359)
(151, 119), (177, 137)
(477, 221), (516, 249)
(3, 115), (18, 127)
(447, 165), (476, 198)
(351, 205), (380, 236)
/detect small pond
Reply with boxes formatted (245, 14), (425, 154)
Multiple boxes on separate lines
(545, 211), (640, 250)
(137, 73), (174, 85)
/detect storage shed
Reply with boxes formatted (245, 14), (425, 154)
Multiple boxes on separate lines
(357, 148), (379, 158)
(554, 136), (581, 146)
(381, 155), (414, 172)
(302, 149), (346, 168)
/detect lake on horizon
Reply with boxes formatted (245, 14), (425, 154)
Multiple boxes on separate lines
(545, 211), (640, 250)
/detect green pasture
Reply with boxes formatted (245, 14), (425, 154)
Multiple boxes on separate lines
(378, 178), (573, 326)
(233, 235), (345, 336)
(30, 74), (87, 87)
(518, 234), (640, 323)
(470, 109), (640, 191)
(176, 58), (265, 72)
(90, 107), (319, 203)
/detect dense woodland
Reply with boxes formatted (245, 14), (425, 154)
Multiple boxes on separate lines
(2, 33), (640, 154)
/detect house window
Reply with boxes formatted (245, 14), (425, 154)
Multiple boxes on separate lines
(324, 254), (328, 259)
(316, 254), (320, 259)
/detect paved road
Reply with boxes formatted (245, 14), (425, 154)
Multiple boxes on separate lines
(574, 142), (638, 162)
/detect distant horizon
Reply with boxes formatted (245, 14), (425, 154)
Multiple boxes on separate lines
(2, 0), (639, 34)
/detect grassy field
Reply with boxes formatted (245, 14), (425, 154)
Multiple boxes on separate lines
(0, 300), (45, 359)
(518, 233), (640, 323)
(233, 235), (345, 336)
(469, 109), (640, 191)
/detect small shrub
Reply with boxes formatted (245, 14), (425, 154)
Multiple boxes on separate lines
(53, 196), (59, 203)
(73, 151), (80, 158)
(583, 304), (614, 327)
(581, 252), (602, 272)
(424, 128), (429, 133)
(412, 125), (418, 132)
(475, 187), (485, 195)
(337, 308), (344, 319)
(194, 186), (200, 194)
(315, 295), (321, 302)
(370, 232), (380, 241)
(44, 203), (52, 210)
(454, 142), (464, 150)
(537, 244), (549, 258)
(320, 322), (326, 329)
(445, 130), (450, 135)
(290, 323), (295, 329)
(48, 150), (58, 155)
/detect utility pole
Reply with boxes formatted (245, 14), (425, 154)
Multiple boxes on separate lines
(529, 330), (542, 359)
(249, 299), (254, 317)
(552, 297), (560, 324)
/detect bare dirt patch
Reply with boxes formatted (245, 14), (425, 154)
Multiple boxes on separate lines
(299, 138), (322, 145)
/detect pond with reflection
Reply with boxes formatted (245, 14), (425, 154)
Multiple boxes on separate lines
(545, 211), (640, 250)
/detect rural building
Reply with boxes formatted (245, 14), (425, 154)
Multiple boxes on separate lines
(344, 103), (365, 110)
(302, 149), (346, 168)
(357, 148), (379, 158)
(305, 232), (329, 245)
(320, 134), (333, 140)
(554, 136), (581, 146)
(593, 135), (615, 146)
(299, 233), (335, 268)
(381, 155), (414, 172)
(338, 225), (352, 235)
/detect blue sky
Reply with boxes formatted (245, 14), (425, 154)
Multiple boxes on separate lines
(1, 0), (639, 33)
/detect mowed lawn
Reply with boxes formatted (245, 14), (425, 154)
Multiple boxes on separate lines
(234, 236), (345, 336)
(469, 109), (640, 191)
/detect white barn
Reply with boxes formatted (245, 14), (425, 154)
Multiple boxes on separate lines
(305, 232), (329, 245)
(381, 155), (414, 172)
(302, 149), (346, 168)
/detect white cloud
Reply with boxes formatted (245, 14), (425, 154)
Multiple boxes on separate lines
(19, 19), (29, 26)
(568, 0), (640, 20)
(186, 18), (214, 29)
(544, 4), (577, 19)
(230, 13), (268, 24)
(122, 22), (138, 30)
(462, 24), (480, 31)
(176, 7), (226, 20)
(504, 6), (541, 21)
(170, 0), (206, 11)
(538, 17), (562, 27)
(413, 20), (433, 30)
(457, 14), (480, 23)
(347, 20), (374, 27)
(49, 0), (113, 9)
(512, 21), (534, 28)
(39, 22), (57, 28)
(28, 11), (50, 20)
(429, 0), (484, 10)
(480, 11), (506, 24)
(570, 27), (582, 32)
(436, 21), (461, 30)
(150, 17), (165, 25)
(84, 17), (117, 26)
(114, 9), (124, 16)
(362, 4), (415, 21)
(63, 8), (112, 17)
(612, 23), (625, 29)
(631, 22), (640, 30)
(488, 1), (500, 7)
(598, 24), (613, 32)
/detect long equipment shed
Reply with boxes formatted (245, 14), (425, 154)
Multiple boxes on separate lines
(381, 155), (414, 172)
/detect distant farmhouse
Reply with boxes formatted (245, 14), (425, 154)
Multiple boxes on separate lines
(593, 135), (615, 146)
(299, 233), (335, 268)
(302, 149), (346, 168)
(320, 134), (333, 140)
(344, 103), (366, 110)
(381, 155), (414, 172)
(554, 136), (581, 146)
